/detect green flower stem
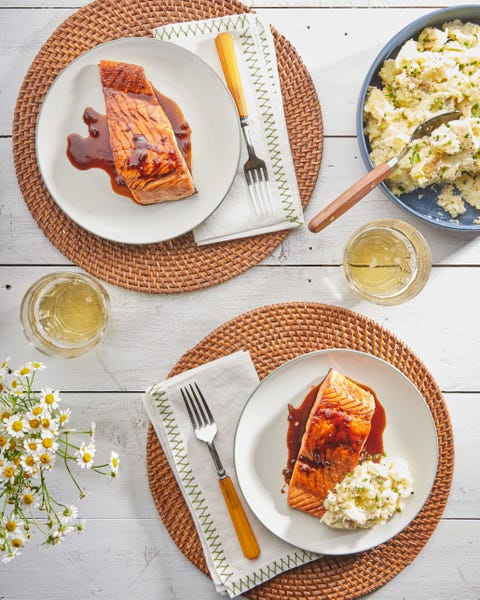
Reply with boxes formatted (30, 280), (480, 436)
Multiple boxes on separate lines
(62, 449), (84, 498)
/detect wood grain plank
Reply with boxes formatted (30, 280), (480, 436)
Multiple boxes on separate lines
(0, 519), (477, 599)
(2, 266), (480, 393)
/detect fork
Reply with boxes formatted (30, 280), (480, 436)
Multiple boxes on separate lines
(180, 383), (260, 560)
(215, 32), (277, 220)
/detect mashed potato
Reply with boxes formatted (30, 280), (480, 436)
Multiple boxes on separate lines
(364, 20), (480, 220)
(321, 457), (413, 529)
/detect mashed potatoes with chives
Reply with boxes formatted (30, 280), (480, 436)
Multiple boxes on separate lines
(364, 20), (480, 220)
(321, 458), (413, 529)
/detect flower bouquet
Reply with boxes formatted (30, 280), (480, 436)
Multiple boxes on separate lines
(0, 359), (119, 562)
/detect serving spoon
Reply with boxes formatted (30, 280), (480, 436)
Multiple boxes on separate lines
(308, 110), (462, 233)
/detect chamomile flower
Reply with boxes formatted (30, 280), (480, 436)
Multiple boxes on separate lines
(14, 364), (33, 378)
(9, 531), (26, 549)
(109, 451), (120, 478)
(28, 361), (45, 372)
(0, 461), (17, 483)
(47, 523), (74, 544)
(0, 410), (11, 423)
(60, 505), (78, 524)
(76, 443), (95, 469)
(0, 435), (8, 452)
(4, 415), (29, 438)
(39, 434), (58, 454)
(3, 516), (25, 537)
(28, 404), (45, 419)
(37, 450), (56, 471)
(21, 490), (39, 509)
(40, 388), (61, 410)
(0, 357), (10, 370)
(9, 377), (23, 395)
(23, 438), (41, 453)
(39, 416), (59, 436)
(20, 453), (38, 475)
(76, 520), (86, 534)
(58, 408), (71, 427)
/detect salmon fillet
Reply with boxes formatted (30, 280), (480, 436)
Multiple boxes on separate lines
(99, 60), (195, 204)
(288, 369), (375, 517)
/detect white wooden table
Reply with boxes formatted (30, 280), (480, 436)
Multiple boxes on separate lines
(1, 1), (479, 598)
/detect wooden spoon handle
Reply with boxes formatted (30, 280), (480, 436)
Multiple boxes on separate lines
(218, 476), (260, 560)
(308, 159), (397, 233)
(215, 32), (248, 118)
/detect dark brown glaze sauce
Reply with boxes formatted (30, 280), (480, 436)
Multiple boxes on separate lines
(283, 378), (386, 485)
(66, 87), (191, 201)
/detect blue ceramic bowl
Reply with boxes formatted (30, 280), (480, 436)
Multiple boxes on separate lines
(357, 5), (480, 231)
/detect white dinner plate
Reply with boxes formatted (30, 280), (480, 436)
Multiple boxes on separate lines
(234, 349), (438, 555)
(36, 37), (241, 244)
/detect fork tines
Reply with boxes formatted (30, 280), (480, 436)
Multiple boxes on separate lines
(180, 383), (213, 428)
(245, 165), (276, 219)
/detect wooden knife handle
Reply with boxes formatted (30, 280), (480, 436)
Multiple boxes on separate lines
(308, 160), (396, 233)
(215, 32), (248, 118)
(218, 476), (260, 560)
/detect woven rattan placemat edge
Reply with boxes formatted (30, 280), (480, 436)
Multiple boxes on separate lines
(146, 301), (454, 600)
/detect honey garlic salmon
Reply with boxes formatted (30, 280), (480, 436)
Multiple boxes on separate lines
(99, 60), (195, 204)
(287, 369), (375, 517)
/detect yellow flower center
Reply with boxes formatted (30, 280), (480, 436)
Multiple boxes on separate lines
(5, 521), (16, 532)
(25, 456), (35, 467)
(13, 456), (20, 466)
(83, 453), (92, 463)
(29, 418), (40, 428)
(0, 383), (3, 392)
(11, 537), (23, 548)
(60, 414), (68, 423)
(1, 360), (7, 368)
(28, 442), (38, 451)
(45, 393), (55, 405)
(32, 362), (41, 369)
(23, 493), (34, 505)
(112, 457), (118, 468)
(3, 466), (14, 478)
(0, 436), (7, 447)
(39, 453), (51, 464)
(42, 438), (53, 449)
(9, 440), (16, 450)
(11, 380), (18, 389)
(41, 418), (50, 428)
(1, 411), (10, 421)
(19, 367), (30, 376)
(32, 407), (42, 416)
(12, 421), (23, 432)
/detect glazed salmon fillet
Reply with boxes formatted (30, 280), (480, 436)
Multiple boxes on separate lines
(99, 60), (195, 204)
(288, 369), (375, 517)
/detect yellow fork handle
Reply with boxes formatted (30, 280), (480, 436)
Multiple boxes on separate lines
(218, 476), (260, 559)
(215, 32), (248, 119)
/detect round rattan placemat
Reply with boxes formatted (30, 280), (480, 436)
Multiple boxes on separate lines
(12, 0), (322, 294)
(146, 302), (454, 599)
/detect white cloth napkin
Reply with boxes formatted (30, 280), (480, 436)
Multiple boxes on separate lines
(143, 351), (317, 598)
(153, 15), (304, 245)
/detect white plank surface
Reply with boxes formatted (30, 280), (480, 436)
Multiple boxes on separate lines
(0, 0), (479, 598)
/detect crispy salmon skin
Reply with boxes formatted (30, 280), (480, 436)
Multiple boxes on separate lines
(288, 369), (375, 517)
(99, 60), (195, 204)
